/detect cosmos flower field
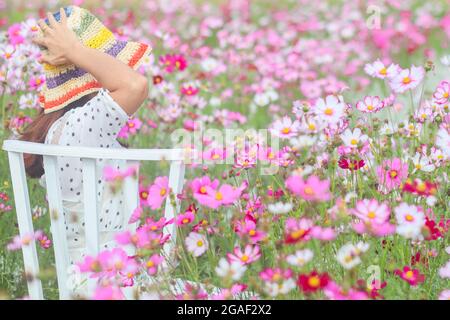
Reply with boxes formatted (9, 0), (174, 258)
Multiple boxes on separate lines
(0, 0), (449, 300)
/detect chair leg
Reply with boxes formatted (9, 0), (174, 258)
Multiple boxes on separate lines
(7, 152), (44, 300)
(122, 160), (140, 300)
(163, 160), (185, 262)
(43, 155), (71, 299)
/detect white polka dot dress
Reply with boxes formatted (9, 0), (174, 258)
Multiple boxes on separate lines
(40, 89), (131, 263)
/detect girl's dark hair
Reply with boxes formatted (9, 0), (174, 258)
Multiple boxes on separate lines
(19, 93), (97, 178)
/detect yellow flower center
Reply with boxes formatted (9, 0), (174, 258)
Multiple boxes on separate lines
(308, 276), (320, 288)
(417, 183), (426, 192)
(405, 214), (414, 222)
(35, 78), (41, 85)
(212, 153), (220, 160)
(182, 218), (189, 224)
(402, 77), (412, 85)
(308, 123), (316, 131)
(405, 270), (414, 279)
(304, 186), (314, 195)
(248, 229), (256, 236)
(324, 108), (333, 116)
(367, 105), (374, 111)
(291, 229), (306, 240)
(128, 122), (135, 128)
(415, 164), (421, 170)
(215, 192), (223, 200)
(444, 92), (449, 98)
(160, 188), (167, 196)
(379, 68), (387, 75)
(241, 255), (249, 262)
(146, 260), (154, 268)
(367, 211), (376, 219)
(350, 139), (358, 145)
(389, 170), (398, 178)
(282, 127), (291, 134)
(200, 186), (207, 194)
(196, 240), (203, 247)
(141, 191), (148, 199)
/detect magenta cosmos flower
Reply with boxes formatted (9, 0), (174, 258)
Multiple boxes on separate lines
(286, 175), (331, 202)
(376, 158), (408, 193)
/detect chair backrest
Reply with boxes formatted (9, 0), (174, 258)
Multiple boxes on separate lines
(2, 139), (186, 300)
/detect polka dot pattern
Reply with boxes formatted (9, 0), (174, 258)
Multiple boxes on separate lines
(42, 88), (130, 254)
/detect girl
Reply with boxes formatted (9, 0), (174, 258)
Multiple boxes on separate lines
(20, 6), (151, 264)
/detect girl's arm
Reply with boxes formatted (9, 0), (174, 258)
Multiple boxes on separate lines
(33, 8), (148, 116)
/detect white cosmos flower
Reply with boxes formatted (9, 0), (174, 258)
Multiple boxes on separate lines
(411, 153), (435, 173)
(389, 65), (425, 93)
(267, 202), (293, 215)
(286, 249), (314, 267)
(364, 59), (399, 79)
(215, 258), (247, 281)
(336, 242), (369, 270)
(340, 128), (368, 148)
(436, 128), (450, 156)
(185, 232), (208, 257)
(264, 279), (296, 297)
(314, 95), (346, 124)
(394, 203), (425, 240)
(254, 92), (270, 107)
(441, 55), (450, 67)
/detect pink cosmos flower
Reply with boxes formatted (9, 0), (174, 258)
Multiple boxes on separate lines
(324, 281), (369, 300)
(185, 232), (208, 257)
(235, 218), (266, 244)
(128, 206), (142, 224)
(36, 232), (52, 249)
(310, 226), (336, 241)
(181, 85), (199, 96)
(356, 96), (384, 113)
(394, 266), (425, 286)
(389, 65), (425, 93)
(118, 118), (142, 139)
(203, 147), (226, 163)
(6, 231), (42, 251)
(147, 176), (169, 210)
(270, 116), (300, 139)
(286, 175), (331, 202)
(227, 245), (261, 265)
(284, 217), (313, 243)
(7, 23), (24, 45)
(145, 254), (164, 275)
(376, 158), (408, 193)
(351, 199), (395, 236)
(28, 76), (45, 90)
(93, 285), (124, 300)
(160, 54), (187, 73)
(433, 80), (450, 104)
(176, 210), (195, 226)
(194, 182), (244, 209)
(259, 268), (293, 283)
(191, 176), (219, 197)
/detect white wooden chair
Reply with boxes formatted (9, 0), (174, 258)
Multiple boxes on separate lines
(2, 139), (186, 300)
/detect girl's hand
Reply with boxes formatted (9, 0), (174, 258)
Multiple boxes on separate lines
(32, 8), (82, 66)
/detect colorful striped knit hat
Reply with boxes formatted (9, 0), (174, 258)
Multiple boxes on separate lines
(38, 6), (151, 114)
